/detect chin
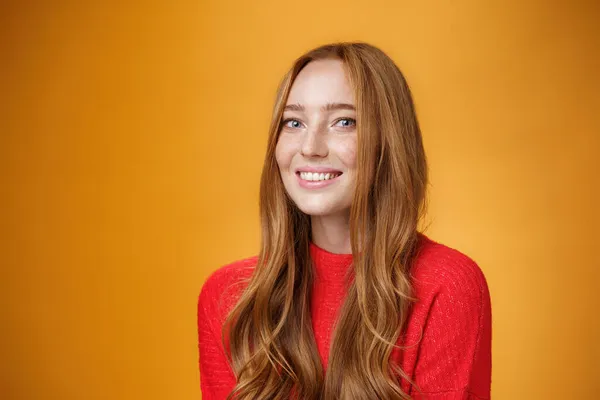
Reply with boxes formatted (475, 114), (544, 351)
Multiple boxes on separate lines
(297, 206), (334, 217)
(294, 199), (346, 217)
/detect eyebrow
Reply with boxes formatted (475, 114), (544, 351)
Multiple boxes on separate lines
(283, 102), (356, 112)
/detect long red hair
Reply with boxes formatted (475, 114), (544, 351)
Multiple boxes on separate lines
(223, 42), (428, 399)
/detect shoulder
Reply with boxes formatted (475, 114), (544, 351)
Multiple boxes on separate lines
(198, 256), (258, 322)
(404, 235), (492, 396)
(412, 234), (490, 306)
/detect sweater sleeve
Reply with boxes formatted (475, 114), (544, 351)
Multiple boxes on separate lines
(198, 279), (236, 399)
(411, 257), (492, 399)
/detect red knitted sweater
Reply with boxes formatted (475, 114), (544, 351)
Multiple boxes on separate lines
(198, 234), (492, 399)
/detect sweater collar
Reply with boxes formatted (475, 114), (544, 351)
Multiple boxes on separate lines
(309, 241), (354, 282)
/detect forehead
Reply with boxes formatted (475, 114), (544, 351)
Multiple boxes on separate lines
(286, 59), (355, 106)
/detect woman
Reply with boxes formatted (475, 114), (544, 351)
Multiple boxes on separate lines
(198, 42), (492, 399)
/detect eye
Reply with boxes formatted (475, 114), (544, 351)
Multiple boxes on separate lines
(334, 118), (356, 128)
(282, 119), (303, 129)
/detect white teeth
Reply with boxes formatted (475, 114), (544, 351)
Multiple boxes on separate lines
(299, 172), (340, 181)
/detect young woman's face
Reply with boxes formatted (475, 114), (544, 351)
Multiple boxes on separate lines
(275, 59), (357, 217)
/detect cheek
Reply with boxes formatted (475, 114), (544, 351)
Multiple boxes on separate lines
(275, 138), (292, 170)
(335, 136), (357, 169)
(275, 135), (297, 170)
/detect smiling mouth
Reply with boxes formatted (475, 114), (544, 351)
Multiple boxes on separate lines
(297, 171), (342, 182)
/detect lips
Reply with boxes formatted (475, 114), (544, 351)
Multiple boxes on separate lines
(297, 171), (342, 181)
(295, 166), (342, 173)
(294, 169), (342, 189)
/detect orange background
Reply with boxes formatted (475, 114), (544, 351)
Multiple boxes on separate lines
(1, 1), (598, 399)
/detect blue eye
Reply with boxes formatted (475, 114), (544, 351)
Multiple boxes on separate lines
(283, 119), (302, 129)
(335, 118), (356, 128)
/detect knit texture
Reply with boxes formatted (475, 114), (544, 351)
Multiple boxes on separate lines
(198, 234), (492, 399)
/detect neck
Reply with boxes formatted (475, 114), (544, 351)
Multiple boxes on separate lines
(310, 211), (352, 254)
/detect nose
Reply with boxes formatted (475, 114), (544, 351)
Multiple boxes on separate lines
(300, 127), (328, 158)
